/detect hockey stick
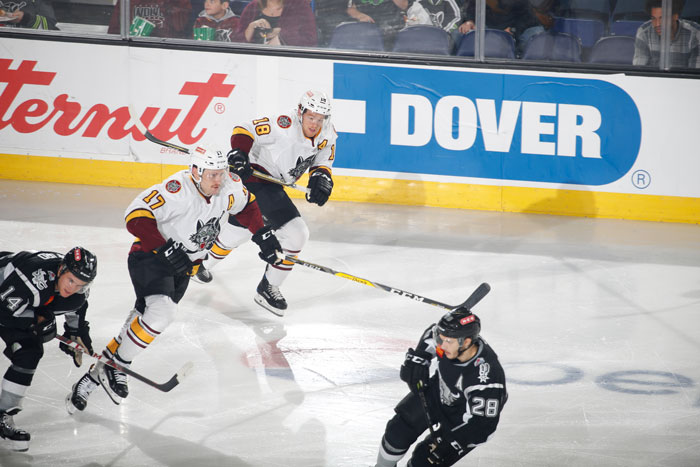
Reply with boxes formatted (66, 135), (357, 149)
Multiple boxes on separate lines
(285, 255), (491, 312)
(416, 381), (438, 442)
(56, 335), (193, 393)
(127, 106), (309, 194)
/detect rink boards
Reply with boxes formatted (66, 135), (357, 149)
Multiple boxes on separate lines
(0, 38), (699, 223)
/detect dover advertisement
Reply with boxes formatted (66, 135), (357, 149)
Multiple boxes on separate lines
(1, 38), (699, 220)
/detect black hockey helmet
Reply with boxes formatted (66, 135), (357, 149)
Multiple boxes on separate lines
(62, 247), (97, 283)
(434, 306), (481, 347)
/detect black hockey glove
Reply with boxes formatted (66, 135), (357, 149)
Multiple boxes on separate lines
(156, 238), (192, 276)
(29, 310), (57, 344)
(59, 321), (94, 367)
(251, 225), (283, 266)
(227, 148), (253, 180)
(306, 169), (333, 206)
(427, 433), (464, 465)
(400, 347), (432, 393)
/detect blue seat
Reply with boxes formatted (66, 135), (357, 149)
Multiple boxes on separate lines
(455, 29), (516, 59)
(558, 0), (611, 23)
(522, 31), (582, 62)
(682, 1), (700, 22)
(588, 35), (635, 64)
(552, 17), (606, 49)
(229, 0), (250, 16)
(610, 20), (645, 36)
(612, 0), (647, 22)
(329, 22), (385, 52)
(392, 25), (451, 55)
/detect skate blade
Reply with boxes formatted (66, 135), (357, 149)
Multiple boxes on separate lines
(254, 294), (285, 317)
(97, 370), (123, 406)
(191, 275), (211, 284)
(2, 438), (29, 452)
(65, 392), (78, 415)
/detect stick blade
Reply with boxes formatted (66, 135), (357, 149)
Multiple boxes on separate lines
(157, 361), (194, 392)
(456, 282), (491, 311)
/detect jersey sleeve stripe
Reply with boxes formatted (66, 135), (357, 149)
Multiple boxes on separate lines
(125, 208), (155, 224)
(11, 266), (41, 308)
(232, 126), (255, 139)
(464, 383), (505, 394)
(211, 243), (231, 257)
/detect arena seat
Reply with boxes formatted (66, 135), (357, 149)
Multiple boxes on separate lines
(552, 17), (606, 49)
(682, 1), (700, 23)
(558, 0), (611, 24)
(522, 31), (582, 62)
(455, 29), (516, 59)
(610, 20), (644, 37)
(611, 0), (648, 22)
(392, 25), (451, 55)
(588, 35), (635, 64)
(329, 22), (385, 52)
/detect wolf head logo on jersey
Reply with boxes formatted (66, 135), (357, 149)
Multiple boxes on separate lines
(287, 156), (316, 181)
(289, 154), (316, 180)
(189, 216), (222, 251)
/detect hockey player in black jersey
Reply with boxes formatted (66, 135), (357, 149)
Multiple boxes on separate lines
(375, 306), (507, 466)
(0, 247), (97, 451)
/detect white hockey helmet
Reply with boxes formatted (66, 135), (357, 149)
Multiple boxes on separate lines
(297, 90), (331, 121)
(190, 146), (228, 178)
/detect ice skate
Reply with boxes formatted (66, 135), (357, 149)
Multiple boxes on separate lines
(66, 370), (99, 414)
(192, 265), (212, 284)
(0, 410), (30, 452)
(97, 360), (129, 405)
(254, 276), (287, 316)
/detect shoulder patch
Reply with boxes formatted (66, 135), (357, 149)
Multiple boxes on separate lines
(277, 115), (292, 128)
(165, 180), (182, 193)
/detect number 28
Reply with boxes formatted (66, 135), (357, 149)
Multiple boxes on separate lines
(472, 397), (499, 417)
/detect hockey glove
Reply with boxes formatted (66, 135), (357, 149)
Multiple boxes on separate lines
(251, 225), (283, 266)
(227, 148), (253, 180)
(156, 239), (192, 276)
(306, 169), (333, 206)
(59, 321), (94, 367)
(400, 347), (432, 393)
(427, 433), (464, 465)
(29, 310), (57, 344)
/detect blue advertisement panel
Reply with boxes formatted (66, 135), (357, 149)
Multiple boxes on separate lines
(334, 63), (641, 186)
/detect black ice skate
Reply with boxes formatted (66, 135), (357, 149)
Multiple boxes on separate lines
(193, 265), (213, 284)
(254, 276), (287, 316)
(66, 369), (99, 414)
(97, 359), (129, 405)
(0, 410), (30, 452)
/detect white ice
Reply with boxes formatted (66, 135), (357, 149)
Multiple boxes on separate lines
(0, 179), (699, 466)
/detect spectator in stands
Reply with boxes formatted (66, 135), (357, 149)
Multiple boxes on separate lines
(346, 0), (409, 49)
(404, 0), (461, 36)
(108, 0), (191, 38)
(633, 0), (700, 68)
(517, 0), (559, 54)
(236, 0), (317, 46)
(193, 0), (239, 41)
(457, 0), (538, 50)
(0, 0), (58, 30)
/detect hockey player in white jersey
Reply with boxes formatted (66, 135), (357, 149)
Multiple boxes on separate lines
(66, 147), (283, 411)
(195, 90), (337, 316)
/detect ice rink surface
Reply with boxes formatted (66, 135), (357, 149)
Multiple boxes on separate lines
(1, 179), (699, 467)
